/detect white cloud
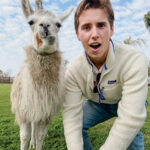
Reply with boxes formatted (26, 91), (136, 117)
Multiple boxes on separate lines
(59, 10), (82, 61)
(133, 11), (145, 20)
(60, 0), (70, 4)
(115, 8), (131, 20)
(0, 0), (15, 6)
(0, 0), (30, 76)
(45, 2), (62, 14)
(111, 0), (120, 3)
(126, 0), (150, 11)
(0, 0), (150, 76)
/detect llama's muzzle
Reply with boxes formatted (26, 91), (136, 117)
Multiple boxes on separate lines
(48, 36), (55, 44)
(44, 27), (49, 36)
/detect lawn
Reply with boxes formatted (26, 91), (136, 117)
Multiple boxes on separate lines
(0, 84), (150, 150)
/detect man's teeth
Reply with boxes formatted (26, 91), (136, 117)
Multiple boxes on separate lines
(91, 43), (100, 46)
(90, 43), (101, 48)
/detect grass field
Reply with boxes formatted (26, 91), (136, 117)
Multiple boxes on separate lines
(0, 84), (150, 150)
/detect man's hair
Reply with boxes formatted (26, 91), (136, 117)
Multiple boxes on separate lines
(74, 0), (115, 32)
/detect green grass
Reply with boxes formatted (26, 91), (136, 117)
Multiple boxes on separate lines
(0, 84), (66, 150)
(0, 84), (150, 150)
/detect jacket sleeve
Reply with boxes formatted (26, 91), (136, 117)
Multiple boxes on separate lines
(100, 54), (148, 150)
(63, 66), (84, 150)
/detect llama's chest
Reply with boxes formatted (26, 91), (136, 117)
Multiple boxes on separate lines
(22, 63), (61, 98)
(18, 64), (64, 121)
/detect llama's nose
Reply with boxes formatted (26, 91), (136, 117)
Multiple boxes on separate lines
(44, 27), (49, 36)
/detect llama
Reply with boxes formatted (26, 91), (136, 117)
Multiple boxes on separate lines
(10, 0), (73, 150)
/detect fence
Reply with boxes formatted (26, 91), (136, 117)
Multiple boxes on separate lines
(0, 77), (13, 83)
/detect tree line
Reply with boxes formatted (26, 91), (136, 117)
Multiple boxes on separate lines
(0, 69), (13, 83)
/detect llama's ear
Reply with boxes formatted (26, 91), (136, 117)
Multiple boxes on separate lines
(58, 7), (73, 22)
(35, 0), (43, 11)
(21, 0), (34, 18)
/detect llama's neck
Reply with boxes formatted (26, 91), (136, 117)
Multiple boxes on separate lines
(23, 45), (62, 86)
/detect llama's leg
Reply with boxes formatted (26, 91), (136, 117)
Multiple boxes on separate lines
(36, 121), (47, 150)
(20, 122), (31, 150)
(29, 122), (37, 149)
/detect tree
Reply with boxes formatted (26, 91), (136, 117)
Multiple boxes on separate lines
(0, 69), (3, 77)
(123, 36), (146, 46)
(148, 65), (150, 77)
(144, 11), (150, 32)
(3, 69), (12, 77)
(0, 69), (12, 77)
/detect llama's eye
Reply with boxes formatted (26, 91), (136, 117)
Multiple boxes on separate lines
(28, 20), (34, 26)
(39, 23), (43, 27)
(56, 22), (62, 28)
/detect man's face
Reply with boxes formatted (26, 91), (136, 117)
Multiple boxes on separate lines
(76, 8), (114, 68)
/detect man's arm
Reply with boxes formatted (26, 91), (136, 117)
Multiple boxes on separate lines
(100, 53), (148, 150)
(63, 67), (84, 150)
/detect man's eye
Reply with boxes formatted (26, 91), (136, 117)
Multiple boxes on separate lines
(82, 25), (90, 31)
(98, 23), (105, 28)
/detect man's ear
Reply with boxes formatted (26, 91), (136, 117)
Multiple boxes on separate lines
(76, 31), (81, 41)
(110, 24), (114, 37)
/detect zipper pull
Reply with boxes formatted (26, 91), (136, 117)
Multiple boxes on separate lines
(98, 87), (104, 104)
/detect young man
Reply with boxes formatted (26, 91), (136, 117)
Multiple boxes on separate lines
(63, 0), (148, 150)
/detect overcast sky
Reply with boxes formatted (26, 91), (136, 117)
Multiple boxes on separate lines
(0, 0), (150, 76)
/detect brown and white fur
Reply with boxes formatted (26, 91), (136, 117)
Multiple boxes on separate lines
(10, 0), (73, 150)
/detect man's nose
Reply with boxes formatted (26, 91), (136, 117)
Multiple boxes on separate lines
(91, 27), (99, 40)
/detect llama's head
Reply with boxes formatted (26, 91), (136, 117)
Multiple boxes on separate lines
(21, 0), (73, 54)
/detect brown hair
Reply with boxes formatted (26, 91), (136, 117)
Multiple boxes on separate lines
(74, 0), (114, 32)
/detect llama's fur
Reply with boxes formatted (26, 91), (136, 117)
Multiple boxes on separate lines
(10, 0), (73, 149)
(11, 46), (64, 124)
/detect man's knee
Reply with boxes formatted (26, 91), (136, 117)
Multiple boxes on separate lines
(127, 132), (144, 150)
